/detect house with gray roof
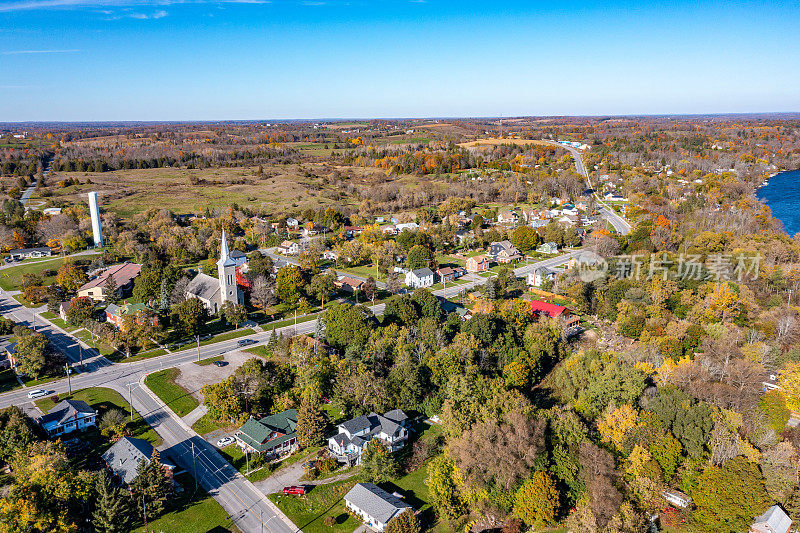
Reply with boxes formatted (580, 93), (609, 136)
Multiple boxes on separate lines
(235, 409), (298, 457)
(102, 437), (155, 485)
(39, 399), (96, 437)
(328, 409), (408, 464)
(751, 505), (792, 533)
(405, 268), (434, 289)
(344, 483), (412, 532)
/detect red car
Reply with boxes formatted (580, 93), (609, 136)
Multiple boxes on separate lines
(282, 486), (306, 495)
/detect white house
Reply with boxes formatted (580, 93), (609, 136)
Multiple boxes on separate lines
(9, 247), (52, 261)
(527, 266), (557, 287)
(537, 242), (559, 255)
(344, 483), (412, 533)
(328, 409), (408, 464)
(285, 217), (300, 229)
(661, 490), (692, 509)
(395, 222), (419, 232)
(405, 268), (434, 289)
(276, 240), (301, 256)
(39, 399), (97, 437)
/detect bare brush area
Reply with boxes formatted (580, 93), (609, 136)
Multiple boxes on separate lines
(457, 137), (550, 148)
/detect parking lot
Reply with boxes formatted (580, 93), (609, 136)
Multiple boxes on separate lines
(174, 349), (260, 400)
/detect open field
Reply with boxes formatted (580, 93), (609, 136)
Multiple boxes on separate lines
(144, 367), (199, 417)
(0, 252), (102, 291)
(457, 137), (549, 148)
(38, 165), (356, 218)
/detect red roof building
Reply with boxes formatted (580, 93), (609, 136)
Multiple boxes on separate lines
(530, 299), (571, 318)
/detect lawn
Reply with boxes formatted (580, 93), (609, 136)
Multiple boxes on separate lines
(35, 386), (161, 447)
(244, 345), (272, 359)
(269, 478), (360, 533)
(73, 329), (118, 356)
(174, 328), (255, 353)
(194, 355), (223, 366)
(0, 252), (102, 291)
(218, 444), (275, 482)
(109, 347), (167, 363)
(49, 317), (79, 332)
(0, 369), (20, 393)
(144, 368), (199, 417)
(133, 473), (239, 533)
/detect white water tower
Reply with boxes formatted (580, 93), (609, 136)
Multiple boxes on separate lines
(88, 191), (103, 247)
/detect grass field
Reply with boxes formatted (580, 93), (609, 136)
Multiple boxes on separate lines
(41, 165), (357, 218)
(35, 386), (161, 446)
(269, 478), (360, 533)
(457, 137), (549, 148)
(173, 328), (255, 353)
(144, 368), (199, 417)
(191, 412), (237, 436)
(0, 252), (102, 291)
(133, 473), (239, 533)
(0, 369), (20, 393)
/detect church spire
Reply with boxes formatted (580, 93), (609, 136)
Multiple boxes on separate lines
(217, 228), (236, 268)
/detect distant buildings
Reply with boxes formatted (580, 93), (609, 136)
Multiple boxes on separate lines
(235, 409), (298, 458)
(750, 505), (791, 533)
(8, 246), (52, 261)
(488, 241), (522, 263)
(328, 409), (409, 464)
(405, 268), (434, 289)
(466, 254), (490, 273)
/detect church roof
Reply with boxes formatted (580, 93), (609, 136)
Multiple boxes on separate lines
(185, 273), (221, 305)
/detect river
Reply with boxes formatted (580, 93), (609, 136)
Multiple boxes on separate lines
(758, 169), (800, 236)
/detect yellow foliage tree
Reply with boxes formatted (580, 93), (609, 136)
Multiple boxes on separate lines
(597, 404), (639, 450)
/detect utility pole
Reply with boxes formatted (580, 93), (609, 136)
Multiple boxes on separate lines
(294, 309), (297, 336)
(196, 334), (200, 362)
(127, 382), (134, 421)
(142, 493), (147, 531)
(78, 344), (83, 367)
(789, 289), (794, 306)
(65, 363), (71, 395)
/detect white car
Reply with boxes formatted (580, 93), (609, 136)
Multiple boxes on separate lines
(27, 389), (49, 399)
(216, 436), (236, 447)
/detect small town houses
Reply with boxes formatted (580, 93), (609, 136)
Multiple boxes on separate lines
(344, 483), (413, 533)
(102, 436), (174, 485)
(405, 268), (434, 289)
(235, 409), (298, 458)
(77, 262), (142, 302)
(39, 399), (97, 437)
(466, 254), (490, 273)
(328, 409), (409, 464)
(105, 302), (159, 332)
(8, 246), (52, 261)
(488, 241), (522, 263)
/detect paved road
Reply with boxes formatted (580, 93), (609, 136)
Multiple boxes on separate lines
(544, 140), (632, 235)
(0, 249), (580, 531)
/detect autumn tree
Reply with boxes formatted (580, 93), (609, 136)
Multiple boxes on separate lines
(386, 508), (421, 533)
(425, 455), (464, 521)
(406, 244), (435, 271)
(360, 439), (398, 483)
(65, 296), (96, 326)
(201, 376), (244, 422)
(513, 471), (559, 528)
(692, 456), (769, 531)
(15, 328), (50, 379)
(221, 301), (248, 330)
(276, 265), (305, 304)
(171, 298), (209, 338)
(56, 260), (87, 292)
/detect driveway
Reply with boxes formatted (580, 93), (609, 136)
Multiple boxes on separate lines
(253, 455), (358, 496)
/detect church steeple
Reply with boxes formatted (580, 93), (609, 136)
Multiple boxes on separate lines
(217, 229), (239, 305)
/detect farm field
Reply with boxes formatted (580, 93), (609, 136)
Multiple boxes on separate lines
(457, 137), (549, 148)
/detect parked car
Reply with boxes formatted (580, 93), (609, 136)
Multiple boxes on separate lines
(282, 486), (307, 495)
(27, 389), (49, 399)
(216, 436), (236, 447)
(213, 360), (228, 367)
(237, 339), (257, 347)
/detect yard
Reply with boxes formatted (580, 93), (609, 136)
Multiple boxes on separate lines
(35, 386), (162, 447)
(0, 252), (102, 291)
(132, 473), (239, 533)
(268, 478), (361, 533)
(144, 368), (199, 417)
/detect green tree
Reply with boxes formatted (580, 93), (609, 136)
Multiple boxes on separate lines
(308, 271), (336, 307)
(276, 265), (305, 304)
(406, 244), (434, 271)
(56, 260), (87, 292)
(412, 288), (442, 321)
(15, 329), (50, 379)
(296, 391), (326, 448)
(321, 303), (372, 350)
(132, 270), (161, 304)
(221, 301), (248, 330)
(426, 455), (464, 521)
(385, 508), (421, 533)
(104, 274), (118, 304)
(130, 450), (173, 521)
(649, 433), (682, 480)
(510, 226), (538, 253)
(201, 376), (243, 422)
(360, 439), (397, 484)
(93, 470), (132, 533)
(0, 406), (37, 462)
(171, 298), (209, 338)
(692, 456), (769, 531)
(513, 471), (559, 528)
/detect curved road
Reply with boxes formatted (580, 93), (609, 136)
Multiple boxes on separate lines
(544, 140), (631, 235)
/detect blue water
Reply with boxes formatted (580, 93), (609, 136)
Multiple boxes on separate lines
(759, 169), (800, 236)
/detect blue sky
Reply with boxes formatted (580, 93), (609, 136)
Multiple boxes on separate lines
(1, 0), (799, 121)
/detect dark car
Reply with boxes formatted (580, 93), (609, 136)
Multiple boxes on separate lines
(237, 339), (257, 347)
(282, 486), (307, 495)
(213, 360), (228, 367)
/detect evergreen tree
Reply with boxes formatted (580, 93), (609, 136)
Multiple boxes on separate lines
(296, 391), (326, 448)
(158, 277), (170, 312)
(360, 439), (398, 483)
(93, 470), (132, 533)
(130, 451), (173, 522)
(104, 274), (118, 304)
(314, 317), (326, 342)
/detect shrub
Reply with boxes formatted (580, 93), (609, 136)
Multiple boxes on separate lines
(324, 516), (336, 527)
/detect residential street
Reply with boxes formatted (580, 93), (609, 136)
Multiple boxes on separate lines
(0, 249), (580, 532)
